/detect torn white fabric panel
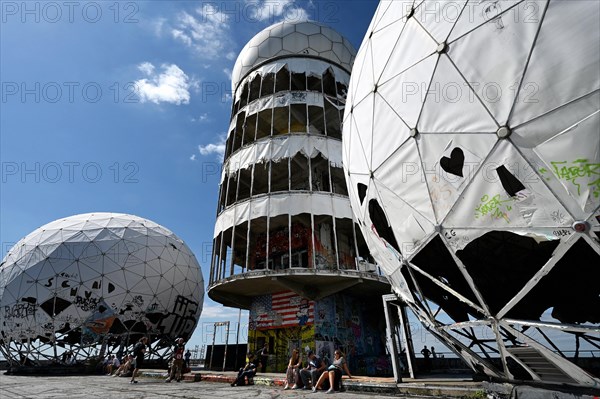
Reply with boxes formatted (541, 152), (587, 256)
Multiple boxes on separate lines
(213, 193), (353, 237)
(221, 136), (343, 182)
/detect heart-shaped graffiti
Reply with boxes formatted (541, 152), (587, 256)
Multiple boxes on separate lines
(440, 147), (465, 177)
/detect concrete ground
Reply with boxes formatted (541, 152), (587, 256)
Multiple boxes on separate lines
(2, 369), (598, 399)
(0, 372), (442, 399)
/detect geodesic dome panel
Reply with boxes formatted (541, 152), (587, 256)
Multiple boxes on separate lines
(343, 0), (600, 387)
(231, 20), (356, 92)
(0, 213), (204, 366)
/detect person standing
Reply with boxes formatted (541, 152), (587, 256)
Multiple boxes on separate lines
(259, 343), (269, 373)
(165, 338), (185, 383)
(299, 350), (325, 389)
(184, 349), (191, 369)
(421, 345), (432, 372)
(130, 337), (148, 384)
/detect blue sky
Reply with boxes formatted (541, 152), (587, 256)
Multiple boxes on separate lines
(0, 0), (385, 352)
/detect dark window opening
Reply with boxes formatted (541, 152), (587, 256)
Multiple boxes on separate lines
(243, 113), (257, 146)
(218, 183), (226, 213)
(225, 172), (238, 207)
(270, 158), (289, 192)
(249, 74), (261, 103)
(291, 72), (307, 91)
(268, 215), (290, 270)
(308, 105), (325, 134)
(325, 99), (341, 139)
(336, 218), (355, 270)
(322, 68), (337, 97)
(252, 162), (269, 196)
(307, 74), (322, 93)
(290, 153), (310, 190)
(261, 73), (275, 97)
(272, 106), (289, 135)
(330, 166), (348, 196)
(232, 221), (249, 272)
(314, 214), (336, 270)
(231, 111), (246, 154)
(237, 167), (252, 202)
(239, 82), (249, 109)
(355, 224), (373, 265)
(290, 104), (307, 133)
(311, 154), (330, 192)
(249, 217), (268, 270)
(256, 109), (272, 140)
(275, 66), (290, 93)
(291, 214), (312, 268)
(225, 131), (234, 159)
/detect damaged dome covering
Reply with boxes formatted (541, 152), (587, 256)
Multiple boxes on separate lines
(0, 213), (204, 367)
(343, 0), (600, 387)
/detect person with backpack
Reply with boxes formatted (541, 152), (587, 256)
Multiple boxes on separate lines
(130, 337), (148, 384)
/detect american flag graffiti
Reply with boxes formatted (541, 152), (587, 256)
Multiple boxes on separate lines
(251, 291), (314, 330)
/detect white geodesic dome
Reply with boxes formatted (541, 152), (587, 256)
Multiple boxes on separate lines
(0, 213), (204, 367)
(343, 0), (600, 387)
(231, 20), (356, 91)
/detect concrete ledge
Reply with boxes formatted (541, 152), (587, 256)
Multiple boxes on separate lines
(138, 370), (599, 398)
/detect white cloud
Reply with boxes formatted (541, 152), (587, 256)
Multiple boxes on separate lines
(190, 154), (197, 161)
(191, 113), (209, 123)
(171, 4), (233, 60)
(138, 62), (155, 76)
(245, 0), (310, 22)
(198, 134), (226, 157)
(223, 68), (232, 80)
(134, 63), (193, 105)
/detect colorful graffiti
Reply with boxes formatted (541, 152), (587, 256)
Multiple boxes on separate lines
(250, 291), (314, 330)
(249, 291), (390, 376)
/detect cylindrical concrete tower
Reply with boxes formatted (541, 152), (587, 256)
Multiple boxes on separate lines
(208, 21), (391, 374)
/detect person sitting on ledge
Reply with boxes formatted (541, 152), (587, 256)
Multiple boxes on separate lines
(312, 350), (353, 394)
(231, 353), (258, 387)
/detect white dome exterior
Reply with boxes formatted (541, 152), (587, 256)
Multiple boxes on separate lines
(0, 213), (204, 365)
(231, 20), (356, 91)
(343, 0), (599, 387)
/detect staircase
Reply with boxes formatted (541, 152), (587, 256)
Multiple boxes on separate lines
(506, 346), (576, 384)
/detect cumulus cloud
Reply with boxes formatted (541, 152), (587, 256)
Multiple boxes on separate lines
(198, 134), (226, 157)
(245, 0), (310, 22)
(171, 4), (233, 60)
(134, 63), (193, 105)
(190, 154), (197, 161)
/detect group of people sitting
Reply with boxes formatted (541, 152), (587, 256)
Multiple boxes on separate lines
(231, 348), (352, 394)
(100, 354), (135, 377)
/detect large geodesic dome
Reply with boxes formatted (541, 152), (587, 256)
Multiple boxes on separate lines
(0, 213), (204, 368)
(343, 0), (600, 387)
